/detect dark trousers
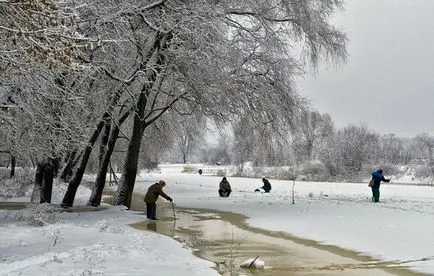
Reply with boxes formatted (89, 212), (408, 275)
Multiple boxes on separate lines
(371, 186), (380, 202)
(218, 189), (231, 197)
(146, 202), (157, 218)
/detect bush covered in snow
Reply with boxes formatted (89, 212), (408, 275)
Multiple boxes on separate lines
(97, 219), (124, 234)
(28, 203), (58, 227)
(414, 165), (434, 184)
(0, 167), (33, 198)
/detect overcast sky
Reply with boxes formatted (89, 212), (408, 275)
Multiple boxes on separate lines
(298, 0), (434, 138)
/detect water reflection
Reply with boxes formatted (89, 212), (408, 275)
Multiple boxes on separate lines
(146, 221), (157, 232)
(115, 190), (422, 276)
(130, 206), (421, 276)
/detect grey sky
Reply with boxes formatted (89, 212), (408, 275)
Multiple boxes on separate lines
(298, 0), (434, 138)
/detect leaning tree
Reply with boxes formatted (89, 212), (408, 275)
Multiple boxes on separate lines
(111, 0), (348, 208)
(55, 0), (347, 208)
(292, 110), (335, 163)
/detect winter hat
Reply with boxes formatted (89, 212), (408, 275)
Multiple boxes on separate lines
(159, 180), (166, 187)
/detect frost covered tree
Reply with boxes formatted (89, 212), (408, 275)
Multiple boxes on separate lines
(292, 110), (334, 163)
(0, 0), (100, 69)
(174, 115), (206, 164)
(0, 69), (99, 203)
(198, 130), (232, 165)
(320, 124), (378, 177)
(139, 122), (175, 169)
(0, 0), (114, 205)
(107, 0), (347, 208)
(0, 0), (124, 205)
(378, 134), (412, 165)
(7, 0), (346, 208)
(414, 133), (434, 183)
(231, 113), (291, 168)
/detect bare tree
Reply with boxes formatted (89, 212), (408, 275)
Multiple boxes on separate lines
(1, 64), (101, 203)
(415, 133), (434, 183)
(231, 113), (291, 168)
(139, 121), (175, 169)
(110, 0), (347, 208)
(2, 0), (346, 208)
(200, 130), (232, 165)
(292, 110), (334, 163)
(320, 124), (379, 177)
(174, 115), (206, 164)
(379, 134), (413, 165)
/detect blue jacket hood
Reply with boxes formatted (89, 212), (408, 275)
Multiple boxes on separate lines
(372, 171), (382, 178)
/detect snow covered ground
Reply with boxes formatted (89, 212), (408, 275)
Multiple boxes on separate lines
(1, 163), (434, 275)
(145, 164), (434, 275)
(0, 178), (218, 276)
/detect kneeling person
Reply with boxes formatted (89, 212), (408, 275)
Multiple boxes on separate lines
(261, 178), (272, 193)
(218, 177), (232, 197)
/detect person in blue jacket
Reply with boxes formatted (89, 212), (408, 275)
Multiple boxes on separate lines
(371, 169), (391, 202)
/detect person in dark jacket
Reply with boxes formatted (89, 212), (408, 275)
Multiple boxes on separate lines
(144, 180), (172, 220)
(261, 178), (272, 193)
(370, 169), (391, 202)
(218, 177), (232, 197)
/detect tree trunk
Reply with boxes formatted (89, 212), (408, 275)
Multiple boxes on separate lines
(41, 161), (54, 203)
(52, 157), (60, 178)
(99, 118), (111, 163)
(31, 163), (44, 203)
(115, 93), (147, 208)
(88, 123), (120, 206)
(61, 76), (128, 207)
(9, 155), (15, 178)
(114, 33), (171, 208)
(60, 150), (77, 181)
(61, 119), (106, 207)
